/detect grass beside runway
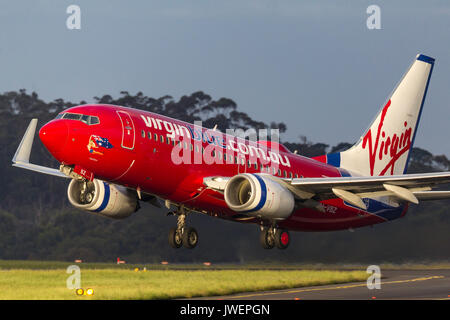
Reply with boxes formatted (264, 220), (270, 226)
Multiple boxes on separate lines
(0, 261), (368, 300)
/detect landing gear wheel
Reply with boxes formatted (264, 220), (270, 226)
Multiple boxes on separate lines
(168, 227), (183, 249)
(182, 227), (199, 249)
(274, 229), (290, 249)
(260, 227), (275, 249)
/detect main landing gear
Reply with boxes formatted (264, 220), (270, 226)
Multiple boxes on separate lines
(166, 205), (289, 250)
(168, 209), (199, 249)
(260, 226), (290, 250)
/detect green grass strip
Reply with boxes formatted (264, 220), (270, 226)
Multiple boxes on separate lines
(0, 268), (368, 300)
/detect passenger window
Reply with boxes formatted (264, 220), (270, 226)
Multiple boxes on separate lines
(148, 132), (152, 139)
(141, 130), (145, 138)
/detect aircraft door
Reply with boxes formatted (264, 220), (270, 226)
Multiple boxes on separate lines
(116, 111), (135, 150)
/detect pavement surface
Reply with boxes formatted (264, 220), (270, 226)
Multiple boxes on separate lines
(199, 269), (450, 300)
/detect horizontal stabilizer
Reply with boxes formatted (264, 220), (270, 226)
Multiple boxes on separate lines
(413, 190), (450, 201)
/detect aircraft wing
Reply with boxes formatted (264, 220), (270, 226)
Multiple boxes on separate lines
(204, 172), (450, 210)
(12, 118), (68, 178)
(286, 172), (450, 209)
(289, 172), (450, 196)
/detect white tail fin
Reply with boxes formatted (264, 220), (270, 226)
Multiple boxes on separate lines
(332, 54), (434, 176)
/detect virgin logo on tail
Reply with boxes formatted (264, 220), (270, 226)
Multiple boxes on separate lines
(362, 100), (412, 176)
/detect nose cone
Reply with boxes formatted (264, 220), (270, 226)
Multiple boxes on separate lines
(39, 120), (69, 157)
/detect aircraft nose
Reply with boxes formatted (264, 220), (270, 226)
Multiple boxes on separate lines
(39, 120), (69, 155)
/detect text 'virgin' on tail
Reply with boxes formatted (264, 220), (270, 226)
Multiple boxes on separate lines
(316, 54), (434, 177)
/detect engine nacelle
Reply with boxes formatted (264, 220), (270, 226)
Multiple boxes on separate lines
(224, 173), (295, 220)
(67, 179), (138, 219)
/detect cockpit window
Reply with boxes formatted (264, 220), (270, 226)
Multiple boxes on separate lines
(58, 112), (100, 125)
(89, 116), (100, 125)
(62, 113), (83, 120)
(81, 115), (90, 124)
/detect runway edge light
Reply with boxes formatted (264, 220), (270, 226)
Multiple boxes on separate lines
(75, 288), (84, 296)
(86, 288), (94, 296)
(75, 288), (94, 296)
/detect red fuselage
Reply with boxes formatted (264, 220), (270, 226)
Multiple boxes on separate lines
(39, 104), (405, 231)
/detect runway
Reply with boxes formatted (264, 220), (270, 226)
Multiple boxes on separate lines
(201, 270), (450, 300)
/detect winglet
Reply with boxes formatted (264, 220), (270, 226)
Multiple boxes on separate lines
(12, 118), (38, 164)
(12, 119), (68, 178)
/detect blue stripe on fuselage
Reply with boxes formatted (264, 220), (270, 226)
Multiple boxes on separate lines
(338, 168), (351, 177)
(326, 153), (341, 167)
(344, 198), (406, 221)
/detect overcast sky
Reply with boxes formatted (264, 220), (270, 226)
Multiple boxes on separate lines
(1, 0), (450, 156)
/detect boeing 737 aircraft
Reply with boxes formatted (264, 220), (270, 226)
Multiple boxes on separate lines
(12, 54), (450, 249)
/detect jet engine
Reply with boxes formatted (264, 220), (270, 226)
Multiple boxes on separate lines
(224, 173), (295, 220)
(67, 178), (139, 219)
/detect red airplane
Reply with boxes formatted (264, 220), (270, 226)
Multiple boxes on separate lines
(12, 54), (450, 250)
